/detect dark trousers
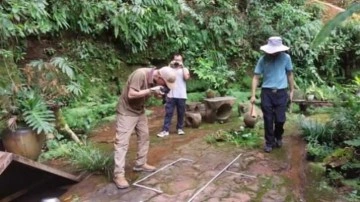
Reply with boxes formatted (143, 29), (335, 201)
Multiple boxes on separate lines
(260, 88), (288, 147)
(162, 98), (186, 132)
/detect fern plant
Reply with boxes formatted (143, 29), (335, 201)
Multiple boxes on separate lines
(0, 87), (55, 134)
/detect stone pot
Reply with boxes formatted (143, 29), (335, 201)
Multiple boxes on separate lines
(1, 127), (46, 160)
(306, 94), (315, 101)
(243, 112), (258, 128)
(243, 104), (258, 128)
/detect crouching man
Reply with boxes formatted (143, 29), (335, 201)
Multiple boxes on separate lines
(113, 66), (176, 189)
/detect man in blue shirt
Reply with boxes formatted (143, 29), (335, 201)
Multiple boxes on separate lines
(250, 36), (294, 153)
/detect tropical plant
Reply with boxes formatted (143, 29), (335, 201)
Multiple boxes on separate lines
(0, 87), (55, 134)
(0, 51), (82, 142)
(311, 2), (360, 48)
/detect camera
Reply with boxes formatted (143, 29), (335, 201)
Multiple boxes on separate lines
(160, 86), (170, 94)
(171, 60), (182, 68)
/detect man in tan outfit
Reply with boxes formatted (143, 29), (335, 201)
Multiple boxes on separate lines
(113, 66), (176, 189)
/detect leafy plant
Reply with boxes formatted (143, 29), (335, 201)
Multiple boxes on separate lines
(205, 129), (262, 148)
(39, 137), (76, 161)
(191, 52), (235, 90)
(311, 2), (360, 48)
(299, 117), (331, 144)
(68, 142), (113, 177)
(306, 141), (333, 162)
(228, 129), (262, 148)
(0, 87), (55, 134)
(40, 139), (113, 177)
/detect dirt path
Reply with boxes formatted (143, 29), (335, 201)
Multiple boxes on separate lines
(54, 107), (344, 202)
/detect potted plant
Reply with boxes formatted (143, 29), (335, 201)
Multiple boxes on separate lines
(1, 54), (82, 160)
(305, 81), (325, 101)
(305, 82), (317, 101)
(0, 86), (55, 160)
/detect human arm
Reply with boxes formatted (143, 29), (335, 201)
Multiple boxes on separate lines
(287, 71), (294, 101)
(250, 74), (260, 103)
(285, 54), (294, 101)
(183, 67), (190, 80)
(128, 86), (164, 99)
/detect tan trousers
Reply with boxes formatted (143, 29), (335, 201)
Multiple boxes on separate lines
(113, 113), (149, 177)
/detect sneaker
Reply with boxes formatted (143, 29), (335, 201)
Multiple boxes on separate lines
(264, 145), (272, 153)
(157, 131), (169, 137)
(133, 163), (156, 172)
(177, 129), (185, 135)
(113, 175), (129, 189)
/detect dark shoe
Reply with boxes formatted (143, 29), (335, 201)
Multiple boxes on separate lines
(113, 175), (129, 189)
(264, 145), (272, 153)
(133, 163), (156, 172)
(275, 139), (283, 148)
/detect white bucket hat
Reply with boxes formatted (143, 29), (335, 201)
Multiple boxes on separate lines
(260, 36), (289, 54)
(159, 66), (176, 89)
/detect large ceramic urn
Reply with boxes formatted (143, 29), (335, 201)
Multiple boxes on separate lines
(1, 127), (46, 160)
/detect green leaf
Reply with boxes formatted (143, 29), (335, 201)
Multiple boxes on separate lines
(311, 3), (360, 48)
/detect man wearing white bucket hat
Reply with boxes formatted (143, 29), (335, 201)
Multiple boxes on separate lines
(113, 66), (177, 189)
(250, 36), (294, 153)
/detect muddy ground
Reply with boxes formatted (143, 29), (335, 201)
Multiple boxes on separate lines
(26, 106), (346, 202)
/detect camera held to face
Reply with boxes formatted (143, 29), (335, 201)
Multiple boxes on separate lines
(160, 86), (170, 94)
(170, 60), (182, 68)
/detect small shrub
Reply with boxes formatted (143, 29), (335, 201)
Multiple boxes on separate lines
(205, 129), (262, 148)
(187, 79), (209, 93)
(306, 141), (333, 162)
(299, 118), (331, 144)
(187, 92), (205, 102)
(69, 142), (114, 178)
(40, 139), (113, 178)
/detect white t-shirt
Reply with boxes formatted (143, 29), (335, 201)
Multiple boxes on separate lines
(167, 67), (188, 99)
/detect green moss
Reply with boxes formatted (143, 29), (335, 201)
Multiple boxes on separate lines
(304, 163), (338, 201)
(252, 177), (273, 201)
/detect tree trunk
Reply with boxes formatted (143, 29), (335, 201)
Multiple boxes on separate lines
(52, 107), (82, 144)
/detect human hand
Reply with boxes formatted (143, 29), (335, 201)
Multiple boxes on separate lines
(150, 86), (164, 95)
(289, 90), (294, 102)
(250, 95), (256, 104)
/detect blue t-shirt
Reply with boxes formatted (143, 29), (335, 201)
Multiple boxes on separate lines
(254, 52), (293, 89)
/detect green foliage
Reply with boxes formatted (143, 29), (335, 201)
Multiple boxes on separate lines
(187, 92), (205, 103)
(63, 101), (117, 133)
(64, 40), (127, 101)
(346, 189), (360, 202)
(19, 89), (55, 134)
(68, 142), (113, 177)
(145, 96), (163, 107)
(205, 129), (262, 148)
(186, 79), (209, 93)
(237, 76), (252, 90)
(306, 141), (333, 162)
(40, 138), (113, 177)
(191, 51), (235, 90)
(345, 138), (360, 147)
(227, 129), (262, 148)
(327, 107), (360, 144)
(39, 137), (76, 161)
(311, 3), (360, 48)
(299, 117), (331, 144)
(26, 56), (82, 102)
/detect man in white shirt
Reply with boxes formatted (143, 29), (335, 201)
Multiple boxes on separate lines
(157, 54), (190, 137)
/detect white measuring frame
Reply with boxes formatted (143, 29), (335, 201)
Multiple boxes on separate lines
(133, 154), (256, 201)
(187, 153), (256, 202)
(133, 158), (194, 193)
